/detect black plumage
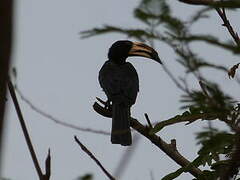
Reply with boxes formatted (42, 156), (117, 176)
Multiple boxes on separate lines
(99, 40), (161, 146)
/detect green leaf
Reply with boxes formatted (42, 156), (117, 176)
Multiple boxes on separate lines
(211, 160), (230, 170)
(181, 81), (234, 115)
(151, 109), (217, 134)
(176, 34), (240, 54)
(188, 7), (211, 25)
(196, 170), (218, 180)
(80, 25), (158, 41)
(134, 0), (170, 25)
(194, 127), (235, 167)
(162, 167), (185, 180)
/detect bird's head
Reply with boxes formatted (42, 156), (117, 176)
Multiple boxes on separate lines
(108, 40), (162, 65)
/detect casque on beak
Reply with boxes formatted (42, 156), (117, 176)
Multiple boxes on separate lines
(128, 42), (162, 64)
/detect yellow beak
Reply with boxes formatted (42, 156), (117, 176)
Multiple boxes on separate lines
(128, 42), (162, 64)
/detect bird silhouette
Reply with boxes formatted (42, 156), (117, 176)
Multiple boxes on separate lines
(99, 40), (161, 146)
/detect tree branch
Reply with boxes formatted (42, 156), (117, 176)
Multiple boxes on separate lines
(43, 149), (51, 180)
(93, 98), (203, 178)
(215, 8), (240, 47)
(144, 113), (153, 128)
(178, 0), (240, 8)
(74, 136), (116, 180)
(179, 0), (214, 5)
(152, 112), (219, 133)
(15, 86), (110, 136)
(178, 0), (240, 47)
(8, 80), (51, 180)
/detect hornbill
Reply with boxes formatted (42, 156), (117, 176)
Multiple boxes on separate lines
(99, 40), (161, 146)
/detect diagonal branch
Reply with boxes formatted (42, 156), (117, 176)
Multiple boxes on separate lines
(74, 136), (116, 180)
(131, 118), (202, 177)
(152, 112), (219, 133)
(43, 149), (51, 180)
(215, 8), (240, 47)
(93, 98), (203, 178)
(178, 0), (240, 47)
(8, 80), (51, 180)
(15, 86), (110, 136)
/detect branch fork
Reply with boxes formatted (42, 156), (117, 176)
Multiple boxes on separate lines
(93, 97), (202, 178)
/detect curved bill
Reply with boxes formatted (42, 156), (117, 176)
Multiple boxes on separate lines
(128, 42), (162, 64)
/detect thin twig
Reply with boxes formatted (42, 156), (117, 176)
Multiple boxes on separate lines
(215, 8), (240, 47)
(147, 35), (187, 93)
(161, 64), (187, 92)
(131, 118), (202, 177)
(144, 113), (153, 128)
(199, 80), (218, 107)
(93, 99), (202, 178)
(152, 112), (219, 132)
(43, 149), (51, 180)
(74, 136), (116, 180)
(199, 80), (209, 97)
(8, 80), (44, 179)
(170, 139), (177, 151)
(15, 86), (110, 136)
(179, 0), (240, 47)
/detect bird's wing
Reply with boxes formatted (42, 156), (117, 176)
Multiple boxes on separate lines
(99, 61), (139, 105)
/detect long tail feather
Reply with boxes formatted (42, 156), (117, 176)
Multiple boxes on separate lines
(111, 103), (131, 146)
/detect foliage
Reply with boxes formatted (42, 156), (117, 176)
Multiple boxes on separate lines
(81, 0), (240, 179)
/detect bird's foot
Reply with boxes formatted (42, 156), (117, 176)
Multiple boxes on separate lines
(96, 97), (112, 110)
(94, 97), (112, 118)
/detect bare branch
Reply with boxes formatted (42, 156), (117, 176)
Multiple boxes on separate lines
(8, 80), (48, 180)
(215, 8), (240, 47)
(179, 0), (214, 5)
(15, 86), (110, 136)
(93, 98), (203, 178)
(152, 112), (219, 132)
(170, 139), (177, 151)
(144, 113), (153, 128)
(179, 0), (240, 8)
(43, 149), (51, 180)
(179, 0), (240, 47)
(74, 136), (116, 180)
(161, 64), (187, 92)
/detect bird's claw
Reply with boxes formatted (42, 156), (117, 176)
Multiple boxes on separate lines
(94, 97), (112, 118)
(96, 97), (112, 111)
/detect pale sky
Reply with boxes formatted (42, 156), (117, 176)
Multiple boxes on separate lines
(2, 0), (240, 180)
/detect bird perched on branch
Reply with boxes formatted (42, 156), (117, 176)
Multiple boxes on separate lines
(99, 40), (161, 146)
